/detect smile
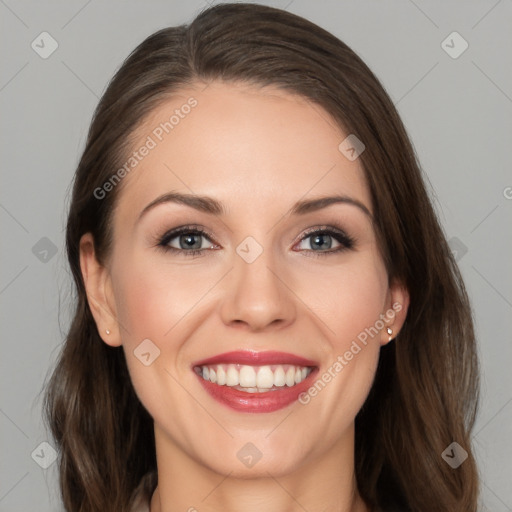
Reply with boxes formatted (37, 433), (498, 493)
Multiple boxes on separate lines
(192, 351), (318, 413)
(196, 363), (313, 392)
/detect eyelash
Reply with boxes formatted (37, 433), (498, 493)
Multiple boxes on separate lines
(156, 224), (355, 258)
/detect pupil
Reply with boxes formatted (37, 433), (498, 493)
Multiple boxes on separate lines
(181, 234), (200, 249)
(312, 234), (331, 250)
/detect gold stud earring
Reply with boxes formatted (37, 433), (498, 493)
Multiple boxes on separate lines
(386, 327), (393, 341)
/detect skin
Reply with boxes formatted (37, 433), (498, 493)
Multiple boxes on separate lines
(80, 81), (409, 512)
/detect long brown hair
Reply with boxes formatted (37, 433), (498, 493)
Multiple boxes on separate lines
(43, 3), (480, 511)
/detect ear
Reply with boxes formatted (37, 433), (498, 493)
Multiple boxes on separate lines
(379, 279), (409, 346)
(79, 233), (122, 347)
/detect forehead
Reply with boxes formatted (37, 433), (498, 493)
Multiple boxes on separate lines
(113, 81), (371, 222)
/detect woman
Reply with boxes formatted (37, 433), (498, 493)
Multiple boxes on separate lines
(43, 3), (480, 511)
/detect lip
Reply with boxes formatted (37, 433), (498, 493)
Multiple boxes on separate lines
(192, 350), (319, 413)
(192, 350), (318, 367)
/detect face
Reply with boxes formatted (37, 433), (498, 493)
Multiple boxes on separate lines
(81, 81), (408, 478)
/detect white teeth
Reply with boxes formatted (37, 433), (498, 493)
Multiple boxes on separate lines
(285, 367), (295, 387)
(273, 366), (286, 387)
(216, 366), (226, 385)
(226, 365), (239, 386)
(239, 365), (256, 387)
(199, 363), (313, 390)
(256, 366), (274, 389)
(242, 387), (257, 393)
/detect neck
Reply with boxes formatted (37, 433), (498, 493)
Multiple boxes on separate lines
(149, 423), (370, 512)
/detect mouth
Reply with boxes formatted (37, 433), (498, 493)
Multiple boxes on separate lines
(192, 350), (319, 413)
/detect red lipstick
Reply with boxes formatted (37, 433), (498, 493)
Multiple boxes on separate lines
(192, 350), (318, 413)
(193, 350), (318, 367)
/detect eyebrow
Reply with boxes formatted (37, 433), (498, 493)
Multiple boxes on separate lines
(137, 191), (372, 222)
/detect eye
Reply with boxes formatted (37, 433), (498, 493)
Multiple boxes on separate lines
(156, 224), (355, 258)
(157, 225), (218, 257)
(294, 226), (355, 257)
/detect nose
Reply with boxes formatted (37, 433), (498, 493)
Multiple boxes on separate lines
(219, 244), (297, 332)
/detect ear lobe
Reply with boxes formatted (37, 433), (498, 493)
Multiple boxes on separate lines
(79, 233), (122, 347)
(380, 281), (410, 346)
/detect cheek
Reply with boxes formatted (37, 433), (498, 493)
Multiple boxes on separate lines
(110, 260), (193, 427)
(109, 256), (215, 400)
(334, 270), (386, 345)
(295, 253), (387, 412)
(297, 254), (388, 351)
(111, 256), (206, 343)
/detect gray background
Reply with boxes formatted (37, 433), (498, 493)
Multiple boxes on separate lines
(1, 0), (511, 510)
